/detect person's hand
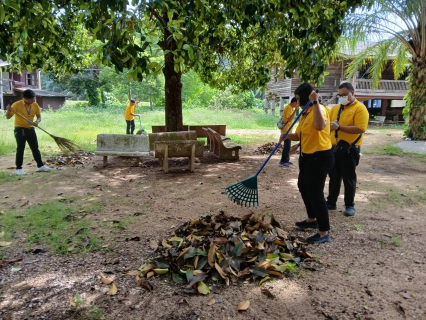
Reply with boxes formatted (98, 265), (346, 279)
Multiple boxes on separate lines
(330, 121), (339, 131)
(309, 90), (319, 102)
(33, 121), (39, 127)
(6, 104), (12, 112)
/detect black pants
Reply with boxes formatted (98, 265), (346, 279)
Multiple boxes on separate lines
(126, 120), (135, 134)
(280, 139), (291, 163)
(327, 146), (360, 207)
(298, 149), (335, 232)
(14, 127), (44, 169)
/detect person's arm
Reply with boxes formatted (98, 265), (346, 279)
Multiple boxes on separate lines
(286, 107), (298, 122)
(5, 104), (14, 119)
(34, 114), (41, 127)
(282, 132), (300, 142)
(309, 91), (326, 131)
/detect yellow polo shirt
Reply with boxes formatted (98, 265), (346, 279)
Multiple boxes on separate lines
(329, 99), (369, 146)
(280, 104), (296, 133)
(11, 100), (41, 128)
(124, 103), (136, 120)
(295, 105), (332, 154)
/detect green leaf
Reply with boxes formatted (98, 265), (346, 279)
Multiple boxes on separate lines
(186, 269), (194, 282)
(197, 281), (210, 295)
(249, 266), (268, 277)
(234, 241), (243, 256)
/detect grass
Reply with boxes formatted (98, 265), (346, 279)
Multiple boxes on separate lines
(0, 103), (280, 156)
(0, 200), (102, 254)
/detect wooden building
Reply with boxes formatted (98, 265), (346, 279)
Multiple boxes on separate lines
(267, 56), (408, 123)
(0, 60), (67, 110)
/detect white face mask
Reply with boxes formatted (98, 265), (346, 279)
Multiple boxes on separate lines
(339, 96), (350, 105)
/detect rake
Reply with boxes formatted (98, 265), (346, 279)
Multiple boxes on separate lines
(225, 100), (312, 206)
(136, 116), (147, 135)
(11, 108), (79, 153)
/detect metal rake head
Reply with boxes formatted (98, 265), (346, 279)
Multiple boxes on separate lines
(224, 175), (259, 207)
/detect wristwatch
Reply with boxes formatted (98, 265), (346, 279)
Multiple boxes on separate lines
(312, 100), (319, 105)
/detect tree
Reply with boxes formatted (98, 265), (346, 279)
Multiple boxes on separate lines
(340, 0), (426, 139)
(1, 0), (368, 131)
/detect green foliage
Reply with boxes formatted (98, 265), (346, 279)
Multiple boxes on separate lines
(210, 88), (263, 110)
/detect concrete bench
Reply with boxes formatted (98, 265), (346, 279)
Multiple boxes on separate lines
(203, 127), (230, 154)
(369, 116), (386, 126)
(208, 128), (241, 160)
(148, 131), (204, 173)
(151, 124), (226, 145)
(95, 134), (150, 167)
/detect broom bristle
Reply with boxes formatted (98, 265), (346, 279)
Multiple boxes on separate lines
(225, 176), (259, 207)
(53, 136), (79, 153)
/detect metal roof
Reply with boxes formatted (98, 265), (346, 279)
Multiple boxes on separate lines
(13, 87), (68, 97)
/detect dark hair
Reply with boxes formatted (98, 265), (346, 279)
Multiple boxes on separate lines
(338, 82), (355, 92)
(23, 89), (36, 99)
(294, 83), (313, 107)
(130, 99), (136, 103)
(290, 97), (297, 103)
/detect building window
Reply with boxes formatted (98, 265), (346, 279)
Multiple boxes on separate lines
(26, 73), (32, 86)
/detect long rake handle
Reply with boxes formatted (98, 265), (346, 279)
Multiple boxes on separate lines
(11, 108), (55, 138)
(254, 100), (312, 177)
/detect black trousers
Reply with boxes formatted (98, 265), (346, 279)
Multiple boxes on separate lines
(327, 146), (360, 207)
(280, 139), (291, 163)
(298, 149), (335, 232)
(126, 120), (135, 134)
(14, 127), (44, 169)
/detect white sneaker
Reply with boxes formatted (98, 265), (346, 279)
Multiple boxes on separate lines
(36, 165), (52, 172)
(16, 169), (26, 175)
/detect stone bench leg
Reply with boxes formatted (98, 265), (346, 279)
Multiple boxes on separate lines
(135, 157), (140, 166)
(188, 143), (195, 172)
(103, 156), (108, 167)
(163, 144), (169, 173)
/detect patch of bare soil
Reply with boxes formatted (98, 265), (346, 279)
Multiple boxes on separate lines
(1, 128), (426, 320)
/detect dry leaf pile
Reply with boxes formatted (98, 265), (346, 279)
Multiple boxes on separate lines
(46, 152), (93, 166)
(255, 142), (282, 155)
(137, 211), (317, 295)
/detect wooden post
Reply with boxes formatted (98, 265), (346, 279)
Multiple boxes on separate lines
(189, 143), (195, 172)
(163, 144), (169, 173)
(264, 97), (269, 114)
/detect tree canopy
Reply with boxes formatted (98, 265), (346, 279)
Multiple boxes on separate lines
(339, 0), (426, 139)
(2, 0), (368, 130)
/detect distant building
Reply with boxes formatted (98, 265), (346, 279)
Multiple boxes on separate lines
(0, 60), (67, 110)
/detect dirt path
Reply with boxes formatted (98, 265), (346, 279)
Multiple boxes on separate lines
(1, 128), (425, 320)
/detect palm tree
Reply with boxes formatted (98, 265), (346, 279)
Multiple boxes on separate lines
(340, 0), (426, 139)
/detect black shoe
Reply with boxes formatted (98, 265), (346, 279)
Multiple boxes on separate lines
(344, 206), (355, 216)
(327, 202), (337, 210)
(295, 220), (318, 229)
(306, 233), (331, 244)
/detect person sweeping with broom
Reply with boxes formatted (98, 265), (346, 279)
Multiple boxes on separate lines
(6, 89), (52, 175)
(124, 98), (140, 134)
(282, 83), (334, 244)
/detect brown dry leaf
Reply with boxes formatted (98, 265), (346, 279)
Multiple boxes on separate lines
(267, 270), (283, 278)
(261, 288), (275, 298)
(70, 299), (78, 307)
(146, 271), (155, 279)
(0, 241), (12, 247)
(140, 263), (156, 274)
(238, 300), (250, 311)
(100, 275), (114, 285)
(215, 262), (227, 279)
(208, 242), (216, 267)
(207, 297), (216, 306)
(259, 276), (270, 286)
(126, 270), (140, 276)
(109, 283), (118, 295)
(213, 237), (228, 244)
(20, 200), (30, 207)
(150, 240), (158, 250)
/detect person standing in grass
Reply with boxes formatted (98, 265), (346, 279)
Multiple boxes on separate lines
(279, 97), (298, 167)
(124, 99), (140, 134)
(282, 83), (334, 244)
(5, 89), (51, 175)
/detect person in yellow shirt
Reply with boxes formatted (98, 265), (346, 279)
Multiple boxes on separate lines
(124, 99), (140, 134)
(5, 89), (51, 175)
(279, 97), (298, 167)
(327, 82), (369, 217)
(282, 83), (334, 244)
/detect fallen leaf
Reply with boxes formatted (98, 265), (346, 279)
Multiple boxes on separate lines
(150, 240), (158, 250)
(197, 281), (210, 295)
(137, 278), (154, 291)
(146, 271), (155, 279)
(11, 267), (22, 272)
(0, 241), (12, 247)
(238, 300), (250, 311)
(70, 299), (78, 307)
(261, 288), (275, 298)
(400, 292), (411, 299)
(215, 262), (227, 279)
(207, 297), (216, 306)
(153, 268), (169, 274)
(208, 242), (216, 267)
(259, 276), (270, 286)
(109, 283), (118, 295)
(100, 275), (114, 285)
(126, 270), (140, 276)
(396, 304), (405, 315)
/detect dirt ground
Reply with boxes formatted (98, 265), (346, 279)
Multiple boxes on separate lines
(1, 128), (426, 320)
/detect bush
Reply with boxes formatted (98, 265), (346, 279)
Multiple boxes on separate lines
(210, 88), (263, 110)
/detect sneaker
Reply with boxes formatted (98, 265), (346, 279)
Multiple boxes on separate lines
(16, 169), (26, 175)
(295, 220), (318, 229)
(327, 202), (337, 210)
(36, 165), (51, 172)
(279, 162), (289, 167)
(286, 162), (293, 165)
(306, 233), (331, 244)
(344, 206), (355, 216)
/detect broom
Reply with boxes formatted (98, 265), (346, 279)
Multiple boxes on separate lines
(11, 108), (79, 153)
(225, 100), (312, 206)
(136, 116), (147, 135)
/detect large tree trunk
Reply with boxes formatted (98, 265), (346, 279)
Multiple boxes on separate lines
(407, 58), (426, 140)
(162, 28), (183, 132)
